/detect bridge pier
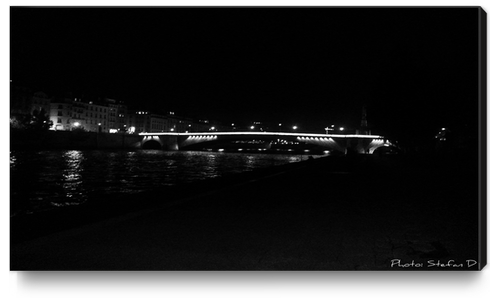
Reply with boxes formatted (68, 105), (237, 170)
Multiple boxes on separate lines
(160, 136), (179, 151)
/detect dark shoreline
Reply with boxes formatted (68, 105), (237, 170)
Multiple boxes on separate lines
(11, 153), (484, 270)
(10, 154), (326, 244)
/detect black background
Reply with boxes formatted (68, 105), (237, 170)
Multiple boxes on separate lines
(10, 7), (481, 144)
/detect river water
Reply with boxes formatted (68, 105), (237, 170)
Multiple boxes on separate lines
(10, 150), (323, 215)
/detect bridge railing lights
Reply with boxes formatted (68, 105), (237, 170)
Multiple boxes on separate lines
(139, 131), (383, 139)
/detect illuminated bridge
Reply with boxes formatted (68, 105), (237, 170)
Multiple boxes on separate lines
(137, 132), (390, 154)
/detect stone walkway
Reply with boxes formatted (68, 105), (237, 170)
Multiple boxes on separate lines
(11, 155), (482, 270)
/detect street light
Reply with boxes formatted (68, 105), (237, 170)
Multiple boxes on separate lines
(339, 127), (345, 131)
(250, 126), (255, 130)
(292, 125), (298, 130)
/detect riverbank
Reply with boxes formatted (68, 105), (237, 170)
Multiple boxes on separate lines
(10, 129), (141, 150)
(10, 154), (483, 270)
(10, 154), (322, 243)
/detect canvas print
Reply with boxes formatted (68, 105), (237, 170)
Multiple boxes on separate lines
(10, 7), (486, 270)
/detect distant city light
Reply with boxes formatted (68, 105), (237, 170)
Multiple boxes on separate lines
(170, 128), (174, 132)
(73, 122), (80, 127)
(292, 126), (298, 130)
(98, 123), (101, 126)
(441, 128), (446, 130)
(279, 123), (282, 126)
(339, 127), (345, 131)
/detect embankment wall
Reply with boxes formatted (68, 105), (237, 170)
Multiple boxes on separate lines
(10, 130), (141, 150)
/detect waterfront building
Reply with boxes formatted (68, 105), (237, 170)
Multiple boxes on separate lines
(11, 82), (232, 135)
(166, 113), (193, 132)
(49, 97), (73, 131)
(149, 113), (168, 132)
(127, 111), (221, 133)
(49, 97), (109, 132)
(70, 98), (86, 130)
(105, 98), (128, 132)
(127, 110), (151, 133)
(82, 101), (109, 133)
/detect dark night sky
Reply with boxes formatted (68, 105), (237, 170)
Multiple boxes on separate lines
(10, 7), (481, 142)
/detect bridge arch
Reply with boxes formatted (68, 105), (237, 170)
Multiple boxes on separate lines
(141, 136), (164, 150)
(142, 140), (162, 149)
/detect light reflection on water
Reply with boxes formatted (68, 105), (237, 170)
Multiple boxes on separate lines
(10, 150), (319, 215)
(61, 150), (85, 202)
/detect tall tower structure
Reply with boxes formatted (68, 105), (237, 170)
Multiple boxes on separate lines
(361, 105), (368, 128)
(357, 105), (371, 135)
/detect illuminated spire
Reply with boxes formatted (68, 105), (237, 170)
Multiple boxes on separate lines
(361, 105), (368, 128)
